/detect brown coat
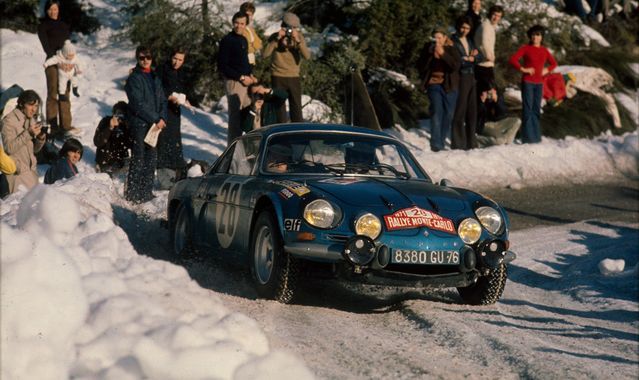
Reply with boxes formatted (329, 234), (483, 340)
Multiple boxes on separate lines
(263, 32), (311, 77)
(421, 42), (462, 94)
(0, 108), (45, 193)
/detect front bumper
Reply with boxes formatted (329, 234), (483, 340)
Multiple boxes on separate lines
(341, 268), (479, 288)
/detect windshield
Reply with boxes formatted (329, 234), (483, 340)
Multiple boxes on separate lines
(261, 132), (427, 179)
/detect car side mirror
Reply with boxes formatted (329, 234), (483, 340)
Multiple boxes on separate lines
(439, 178), (453, 187)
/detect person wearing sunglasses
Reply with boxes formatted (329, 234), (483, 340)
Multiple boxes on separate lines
(124, 45), (167, 203)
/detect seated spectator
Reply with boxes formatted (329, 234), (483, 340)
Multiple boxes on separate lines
(241, 84), (288, 132)
(44, 137), (82, 184)
(93, 101), (131, 174)
(476, 79), (520, 147)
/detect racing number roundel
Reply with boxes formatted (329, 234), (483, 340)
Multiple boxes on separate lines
(215, 179), (243, 248)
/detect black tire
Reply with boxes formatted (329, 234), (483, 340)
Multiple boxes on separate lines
(250, 211), (298, 303)
(457, 265), (507, 305)
(171, 204), (195, 258)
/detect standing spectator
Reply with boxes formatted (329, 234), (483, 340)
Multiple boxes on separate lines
(263, 12), (311, 123)
(421, 29), (461, 152)
(465, 0), (482, 41)
(156, 48), (192, 189)
(43, 40), (82, 100)
(124, 46), (167, 203)
(0, 133), (17, 198)
(565, 0), (600, 23)
(240, 2), (263, 68)
(451, 16), (481, 150)
(38, 0), (75, 137)
(218, 11), (257, 145)
(93, 101), (131, 174)
(474, 5), (503, 87)
(509, 25), (557, 144)
(602, 0), (632, 20)
(44, 138), (82, 184)
(0, 90), (46, 193)
(241, 84), (288, 132)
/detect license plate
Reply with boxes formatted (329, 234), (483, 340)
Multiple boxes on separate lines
(392, 249), (460, 265)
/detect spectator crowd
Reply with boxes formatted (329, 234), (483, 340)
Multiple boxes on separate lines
(0, 0), (632, 202)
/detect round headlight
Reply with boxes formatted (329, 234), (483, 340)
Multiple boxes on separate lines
(303, 199), (341, 229)
(475, 206), (503, 234)
(354, 213), (382, 240)
(458, 218), (481, 244)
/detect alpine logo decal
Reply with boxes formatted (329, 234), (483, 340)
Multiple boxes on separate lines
(383, 206), (455, 234)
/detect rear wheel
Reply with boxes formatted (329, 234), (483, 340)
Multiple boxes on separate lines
(250, 211), (298, 303)
(457, 265), (507, 305)
(172, 204), (194, 258)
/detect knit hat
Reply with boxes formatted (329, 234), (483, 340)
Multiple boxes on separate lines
(282, 12), (300, 28)
(61, 40), (76, 57)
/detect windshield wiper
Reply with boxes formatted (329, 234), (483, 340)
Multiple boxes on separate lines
(323, 162), (409, 179)
(367, 163), (410, 179)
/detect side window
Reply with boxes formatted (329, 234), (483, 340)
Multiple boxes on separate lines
(214, 145), (235, 174)
(229, 136), (261, 175)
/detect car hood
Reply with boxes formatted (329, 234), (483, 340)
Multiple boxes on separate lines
(306, 177), (468, 212)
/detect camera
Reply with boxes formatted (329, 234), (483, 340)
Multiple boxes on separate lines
(113, 110), (126, 124)
(285, 27), (293, 39)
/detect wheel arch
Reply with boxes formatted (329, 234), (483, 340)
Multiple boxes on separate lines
(251, 194), (285, 239)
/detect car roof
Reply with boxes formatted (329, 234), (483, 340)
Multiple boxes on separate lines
(244, 123), (396, 140)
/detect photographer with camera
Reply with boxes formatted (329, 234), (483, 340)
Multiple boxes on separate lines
(263, 12), (310, 123)
(241, 83), (288, 132)
(475, 78), (520, 147)
(0, 89), (46, 194)
(93, 101), (131, 174)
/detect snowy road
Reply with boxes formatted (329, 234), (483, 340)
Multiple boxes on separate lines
(120, 182), (639, 380)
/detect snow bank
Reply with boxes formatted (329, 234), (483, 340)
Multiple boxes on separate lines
(0, 177), (311, 380)
(388, 127), (638, 189)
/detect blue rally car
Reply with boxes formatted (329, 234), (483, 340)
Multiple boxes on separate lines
(167, 124), (516, 305)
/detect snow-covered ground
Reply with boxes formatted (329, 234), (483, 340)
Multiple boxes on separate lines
(1, 0), (638, 378)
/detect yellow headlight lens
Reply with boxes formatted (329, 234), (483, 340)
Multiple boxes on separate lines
(458, 218), (481, 244)
(355, 213), (382, 239)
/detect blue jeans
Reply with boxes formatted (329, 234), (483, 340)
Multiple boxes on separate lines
(521, 82), (543, 143)
(427, 84), (458, 151)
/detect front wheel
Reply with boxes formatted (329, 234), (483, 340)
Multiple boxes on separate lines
(171, 204), (194, 258)
(457, 265), (507, 305)
(250, 211), (298, 303)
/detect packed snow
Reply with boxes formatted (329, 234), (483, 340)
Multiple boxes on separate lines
(1, 0), (638, 379)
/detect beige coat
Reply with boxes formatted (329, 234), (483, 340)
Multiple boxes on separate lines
(0, 108), (45, 193)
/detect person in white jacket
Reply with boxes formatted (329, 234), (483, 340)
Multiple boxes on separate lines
(43, 40), (82, 100)
(474, 5), (503, 86)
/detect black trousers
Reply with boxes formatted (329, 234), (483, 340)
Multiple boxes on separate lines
(451, 73), (478, 150)
(125, 124), (157, 203)
(272, 76), (303, 123)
